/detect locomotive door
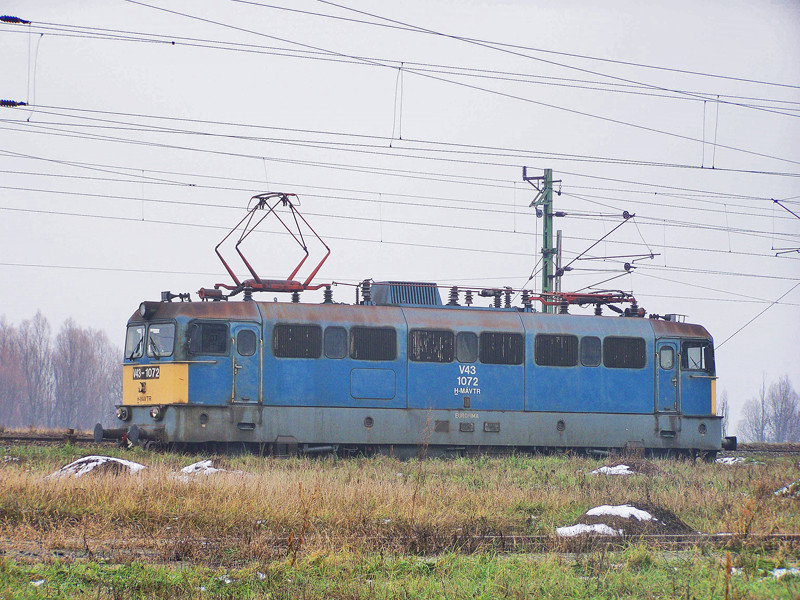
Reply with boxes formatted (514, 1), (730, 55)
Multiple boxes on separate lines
(656, 340), (679, 412)
(232, 324), (260, 403)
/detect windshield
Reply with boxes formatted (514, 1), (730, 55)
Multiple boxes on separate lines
(681, 341), (715, 374)
(125, 325), (145, 360)
(147, 323), (176, 358)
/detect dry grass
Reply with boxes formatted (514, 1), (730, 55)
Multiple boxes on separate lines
(0, 449), (798, 564)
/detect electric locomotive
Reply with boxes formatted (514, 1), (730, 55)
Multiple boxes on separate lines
(96, 192), (735, 458)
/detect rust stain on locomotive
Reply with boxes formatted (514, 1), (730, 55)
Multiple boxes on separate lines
(650, 320), (712, 339)
(129, 301), (261, 323)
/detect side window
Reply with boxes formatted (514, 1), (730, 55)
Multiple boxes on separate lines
(125, 325), (145, 360)
(580, 336), (602, 367)
(479, 332), (524, 365)
(659, 346), (674, 370)
(237, 330), (257, 357)
(409, 329), (454, 363)
(350, 327), (396, 361)
(456, 332), (478, 363)
(681, 341), (714, 373)
(324, 326), (347, 359)
(535, 334), (579, 367)
(603, 337), (646, 369)
(188, 322), (229, 355)
(273, 324), (322, 359)
(147, 323), (175, 358)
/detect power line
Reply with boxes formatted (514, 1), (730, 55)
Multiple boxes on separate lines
(309, 0), (800, 119)
(0, 142), (785, 212)
(9, 106), (800, 183)
(0, 205), (540, 258)
(3, 177), (797, 247)
(2, 197), (797, 283)
(716, 281), (800, 349)
(9, 104), (800, 180)
(7, 19), (800, 111)
(3, 122), (798, 246)
(117, 0), (800, 168)
(223, 0), (800, 91)
(2, 167), (794, 258)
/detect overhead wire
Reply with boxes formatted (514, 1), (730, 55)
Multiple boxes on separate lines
(116, 0), (800, 168)
(310, 0), (800, 118)
(716, 281), (800, 349)
(2, 184), (798, 275)
(7, 104), (800, 181)
(5, 20), (800, 113)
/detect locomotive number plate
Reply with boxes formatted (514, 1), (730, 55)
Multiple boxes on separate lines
(132, 366), (160, 380)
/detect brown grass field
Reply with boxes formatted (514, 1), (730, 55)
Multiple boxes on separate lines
(0, 444), (798, 598)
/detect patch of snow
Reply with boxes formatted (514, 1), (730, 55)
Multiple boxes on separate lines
(47, 455), (146, 478)
(182, 460), (222, 476)
(716, 457), (745, 465)
(775, 481), (799, 497)
(30, 580), (45, 587)
(557, 523), (622, 537)
(771, 568), (800, 579)
(586, 504), (655, 522)
(591, 465), (634, 475)
(174, 460), (243, 482)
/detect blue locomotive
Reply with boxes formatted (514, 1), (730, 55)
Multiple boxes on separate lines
(96, 193), (733, 458)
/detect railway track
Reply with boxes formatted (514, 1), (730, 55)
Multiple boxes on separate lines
(0, 532), (798, 566)
(1, 430), (799, 456)
(0, 429), (109, 446)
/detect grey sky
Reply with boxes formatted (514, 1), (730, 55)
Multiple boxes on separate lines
(1, 0), (798, 432)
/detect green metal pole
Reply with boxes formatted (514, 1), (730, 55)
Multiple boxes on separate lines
(541, 169), (553, 313)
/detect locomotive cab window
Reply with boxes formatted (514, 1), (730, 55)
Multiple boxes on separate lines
(324, 326), (347, 359)
(479, 332), (524, 365)
(681, 341), (715, 373)
(188, 322), (229, 355)
(350, 327), (396, 361)
(603, 336), (646, 369)
(409, 329), (454, 363)
(125, 325), (145, 360)
(273, 324), (322, 359)
(147, 323), (175, 358)
(580, 336), (601, 367)
(535, 334), (578, 367)
(236, 330), (257, 357)
(456, 331), (478, 363)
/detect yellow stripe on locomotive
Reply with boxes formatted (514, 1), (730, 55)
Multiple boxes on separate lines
(122, 363), (189, 406)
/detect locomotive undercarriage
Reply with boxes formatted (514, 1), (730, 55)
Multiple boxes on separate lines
(100, 403), (725, 460)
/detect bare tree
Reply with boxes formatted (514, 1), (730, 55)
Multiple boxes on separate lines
(738, 375), (800, 443)
(0, 317), (24, 427)
(738, 375), (769, 443)
(15, 312), (55, 427)
(53, 319), (122, 429)
(766, 376), (799, 443)
(718, 389), (730, 437)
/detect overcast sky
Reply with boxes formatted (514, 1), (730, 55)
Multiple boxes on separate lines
(1, 0), (798, 433)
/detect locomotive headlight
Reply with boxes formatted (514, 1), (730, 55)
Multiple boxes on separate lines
(138, 301), (159, 320)
(150, 405), (164, 421)
(116, 406), (131, 421)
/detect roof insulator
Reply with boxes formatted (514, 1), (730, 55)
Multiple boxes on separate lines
(0, 99), (28, 107)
